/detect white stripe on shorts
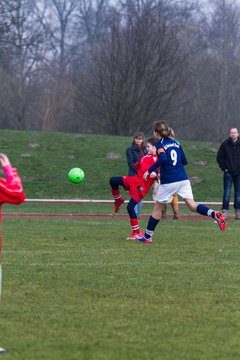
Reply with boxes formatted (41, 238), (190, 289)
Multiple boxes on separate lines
(155, 180), (193, 203)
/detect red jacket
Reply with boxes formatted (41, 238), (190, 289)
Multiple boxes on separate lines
(0, 165), (25, 205)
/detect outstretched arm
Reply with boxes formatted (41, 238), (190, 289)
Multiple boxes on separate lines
(0, 153), (10, 166)
(0, 153), (25, 204)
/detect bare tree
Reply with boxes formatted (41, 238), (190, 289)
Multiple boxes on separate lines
(2, 0), (240, 141)
(35, 0), (78, 72)
(183, 0), (240, 141)
(76, 0), (111, 46)
(0, 0), (46, 129)
(30, 0), (78, 130)
(74, 1), (189, 135)
(209, 0), (240, 139)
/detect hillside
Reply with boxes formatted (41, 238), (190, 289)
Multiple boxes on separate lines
(0, 130), (222, 201)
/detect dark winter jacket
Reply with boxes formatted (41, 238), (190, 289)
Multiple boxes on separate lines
(217, 137), (240, 175)
(126, 144), (147, 176)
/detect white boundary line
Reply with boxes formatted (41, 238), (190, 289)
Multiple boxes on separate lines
(25, 199), (229, 206)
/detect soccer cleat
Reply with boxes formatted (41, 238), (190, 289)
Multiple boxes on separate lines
(126, 232), (144, 240)
(136, 233), (152, 244)
(126, 232), (137, 240)
(215, 211), (226, 231)
(114, 197), (124, 212)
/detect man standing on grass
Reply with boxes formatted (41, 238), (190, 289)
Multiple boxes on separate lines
(217, 128), (240, 220)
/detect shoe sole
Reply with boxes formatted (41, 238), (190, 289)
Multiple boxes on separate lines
(137, 238), (152, 244)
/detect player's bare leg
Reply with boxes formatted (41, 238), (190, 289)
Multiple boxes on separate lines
(171, 194), (180, 219)
(161, 203), (167, 219)
(152, 201), (166, 220)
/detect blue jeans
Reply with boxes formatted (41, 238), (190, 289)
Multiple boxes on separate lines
(222, 171), (240, 210)
(134, 200), (143, 218)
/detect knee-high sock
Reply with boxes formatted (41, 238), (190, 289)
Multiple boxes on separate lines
(197, 204), (215, 218)
(111, 188), (121, 201)
(110, 177), (124, 200)
(130, 218), (140, 234)
(145, 216), (160, 239)
(127, 198), (138, 219)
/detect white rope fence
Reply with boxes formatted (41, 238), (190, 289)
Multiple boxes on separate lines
(25, 199), (228, 206)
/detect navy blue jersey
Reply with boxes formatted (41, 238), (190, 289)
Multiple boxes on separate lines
(148, 137), (188, 184)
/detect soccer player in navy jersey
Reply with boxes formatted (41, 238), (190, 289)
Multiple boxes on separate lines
(137, 121), (226, 244)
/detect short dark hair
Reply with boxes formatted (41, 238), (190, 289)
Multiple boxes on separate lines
(146, 137), (157, 146)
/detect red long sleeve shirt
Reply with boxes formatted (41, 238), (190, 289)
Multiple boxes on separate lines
(0, 165), (25, 205)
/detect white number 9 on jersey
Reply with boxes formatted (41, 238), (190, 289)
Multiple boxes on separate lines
(170, 149), (177, 166)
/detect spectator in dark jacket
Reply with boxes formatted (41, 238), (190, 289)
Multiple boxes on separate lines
(217, 128), (240, 220)
(126, 132), (147, 176)
(126, 132), (147, 217)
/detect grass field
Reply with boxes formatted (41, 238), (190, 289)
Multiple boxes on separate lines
(0, 201), (225, 216)
(0, 130), (224, 201)
(1, 215), (240, 360)
(0, 130), (239, 359)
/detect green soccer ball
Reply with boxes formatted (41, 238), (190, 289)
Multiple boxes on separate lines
(68, 167), (85, 184)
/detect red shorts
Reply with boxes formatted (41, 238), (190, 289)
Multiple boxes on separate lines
(122, 176), (153, 202)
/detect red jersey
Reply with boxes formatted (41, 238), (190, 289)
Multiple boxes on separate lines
(0, 166), (25, 205)
(122, 153), (159, 202)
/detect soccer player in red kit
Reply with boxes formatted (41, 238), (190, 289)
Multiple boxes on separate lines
(0, 153), (25, 205)
(109, 138), (159, 240)
(0, 153), (25, 297)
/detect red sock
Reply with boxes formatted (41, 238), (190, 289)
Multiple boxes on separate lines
(112, 189), (121, 201)
(130, 218), (140, 234)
